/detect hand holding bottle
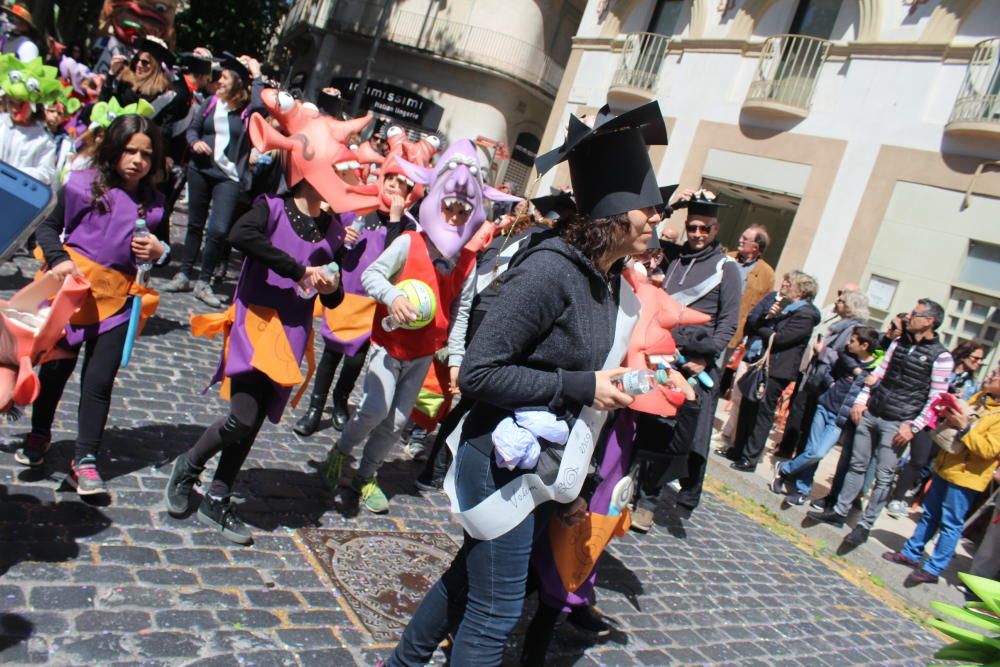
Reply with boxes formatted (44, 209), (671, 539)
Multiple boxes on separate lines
(390, 294), (420, 325)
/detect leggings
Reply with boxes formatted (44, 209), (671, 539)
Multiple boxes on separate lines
(891, 428), (936, 502)
(31, 324), (128, 463)
(186, 371), (271, 498)
(309, 341), (370, 406)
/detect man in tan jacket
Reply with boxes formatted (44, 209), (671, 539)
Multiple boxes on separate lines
(724, 225), (774, 365)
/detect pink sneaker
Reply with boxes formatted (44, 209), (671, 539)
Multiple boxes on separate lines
(70, 458), (107, 496)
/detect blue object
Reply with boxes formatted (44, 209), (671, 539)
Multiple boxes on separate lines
(673, 354), (715, 389)
(120, 295), (143, 367)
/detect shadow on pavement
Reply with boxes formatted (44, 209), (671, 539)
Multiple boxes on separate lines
(0, 483), (112, 576)
(0, 613), (33, 653)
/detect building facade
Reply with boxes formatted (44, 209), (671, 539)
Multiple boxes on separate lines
(279, 0), (584, 192)
(538, 0), (1000, 373)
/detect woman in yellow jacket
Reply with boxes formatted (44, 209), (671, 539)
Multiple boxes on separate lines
(882, 366), (1000, 585)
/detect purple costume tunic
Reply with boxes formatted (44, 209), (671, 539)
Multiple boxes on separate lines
(319, 217), (385, 355)
(208, 195), (343, 423)
(533, 410), (637, 611)
(60, 169), (164, 347)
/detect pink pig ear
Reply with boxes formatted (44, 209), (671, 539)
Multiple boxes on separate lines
(483, 185), (523, 203)
(393, 156), (435, 186)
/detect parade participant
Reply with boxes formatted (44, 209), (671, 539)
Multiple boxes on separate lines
(68, 97), (155, 174)
(161, 54), (266, 307)
(414, 201), (557, 490)
(384, 101), (664, 667)
(320, 138), (519, 515)
(93, 0), (180, 74)
(294, 125), (438, 437)
(164, 95), (378, 545)
(0, 4), (39, 62)
(43, 101), (74, 181)
(0, 55), (60, 184)
(18, 114), (167, 495)
(631, 189), (742, 530)
(100, 36), (191, 135)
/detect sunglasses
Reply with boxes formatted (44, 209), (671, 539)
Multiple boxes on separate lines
(136, 58), (153, 67)
(968, 355), (986, 363)
(908, 310), (930, 319)
(685, 223), (714, 233)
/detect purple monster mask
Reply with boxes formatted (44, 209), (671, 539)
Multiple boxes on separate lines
(394, 139), (522, 259)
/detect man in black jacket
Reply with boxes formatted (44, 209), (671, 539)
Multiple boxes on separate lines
(808, 299), (953, 546)
(632, 190), (742, 530)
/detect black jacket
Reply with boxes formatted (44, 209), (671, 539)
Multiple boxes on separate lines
(459, 235), (621, 417)
(868, 335), (950, 421)
(186, 80), (267, 188)
(746, 292), (821, 381)
(100, 75), (191, 133)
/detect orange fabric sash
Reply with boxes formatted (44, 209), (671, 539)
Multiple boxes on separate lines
(548, 510), (632, 594)
(55, 248), (159, 334)
(322, 292), (376, 341)
(191, 304), (316, 409)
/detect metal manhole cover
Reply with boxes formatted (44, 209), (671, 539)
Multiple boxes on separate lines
(297, 528), (458, 642)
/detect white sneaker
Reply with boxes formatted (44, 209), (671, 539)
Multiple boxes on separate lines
(886, 500), (909, 519)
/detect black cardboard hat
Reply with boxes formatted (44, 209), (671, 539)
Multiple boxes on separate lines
(219, 52), (252, 86)
(672, 190), (729, 218)
(534, 101), (667, 219)
(656, 184), (679, 216)
(133, 36), (175, 69)
(179, 52), (213, 76)
(530, 192), (576, 220)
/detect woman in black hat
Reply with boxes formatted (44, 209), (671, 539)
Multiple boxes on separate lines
(101, 36), (191, 132)
(385, 102), (668, 667)
(161, 54), (265, 306)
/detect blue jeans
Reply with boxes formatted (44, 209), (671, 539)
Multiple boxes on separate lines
(779, 404), (843, 496)
(901, 474), (979, 576)
(389, 441), (542, 666)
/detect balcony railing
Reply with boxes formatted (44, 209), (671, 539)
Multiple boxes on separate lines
(610, 32), (670, 94)
(947, 38), (1000, 137)
(327, 0), (565, 96)
(744, 34), (831, 118)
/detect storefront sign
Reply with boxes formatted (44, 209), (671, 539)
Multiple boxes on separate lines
(330, 78), (443, 130)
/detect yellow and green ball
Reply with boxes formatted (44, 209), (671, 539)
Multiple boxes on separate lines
(396, 279), (437, 329)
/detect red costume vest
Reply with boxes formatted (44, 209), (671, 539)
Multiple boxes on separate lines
(371, 231), (475, 361)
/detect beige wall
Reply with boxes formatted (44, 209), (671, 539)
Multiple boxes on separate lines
(666, 120), (847, 282)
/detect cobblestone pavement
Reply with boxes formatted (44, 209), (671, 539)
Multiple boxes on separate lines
(0, 216), (943, 666)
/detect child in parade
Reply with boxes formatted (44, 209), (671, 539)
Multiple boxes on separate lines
(0, 55), (60, 184)
(294, 126), (436, 437)
(19, 114), (167, 495)
(164, 95), (378, 545)
(320, 138), (519, 514)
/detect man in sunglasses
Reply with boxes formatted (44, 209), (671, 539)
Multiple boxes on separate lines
(809, 299), (954, 546)
(631, 188), (742, 530)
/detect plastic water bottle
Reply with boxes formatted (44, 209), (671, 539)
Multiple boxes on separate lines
(133, 219), (153, 283)
(344, 219), (365, 250)
(381, 313), (404, 332)
(674, 354), (715, 389)
(612, 368), (670, 396)
(296, 262), (339, 299)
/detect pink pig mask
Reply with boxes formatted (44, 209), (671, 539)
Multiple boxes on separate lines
(394, 138), (522, 259)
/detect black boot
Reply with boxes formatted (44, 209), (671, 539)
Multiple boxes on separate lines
(521, 602), (561, 667)
(165, 454), (205, 516)
(331, 396), (350, 431)
(197, 494), (253, 545)
(294, 395), (326, 437)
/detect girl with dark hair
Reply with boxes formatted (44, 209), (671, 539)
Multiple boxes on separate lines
(17, 114), (168, 495)
(162, 55), (265, 306)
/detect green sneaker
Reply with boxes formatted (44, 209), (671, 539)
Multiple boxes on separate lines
(353, 476), (389, 514)
(321, 449), (347, 489)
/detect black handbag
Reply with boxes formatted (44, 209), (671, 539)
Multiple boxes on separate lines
(737, 334), (774, 403)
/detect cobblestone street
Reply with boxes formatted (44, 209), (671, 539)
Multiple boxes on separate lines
(0, 214), (944, 666)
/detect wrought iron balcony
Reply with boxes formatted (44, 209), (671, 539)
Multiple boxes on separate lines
(326, 0), (565, 96)
(609, 32), (670, 101)
(744, 34), (831, 118)
(946, 38), (1000, 137)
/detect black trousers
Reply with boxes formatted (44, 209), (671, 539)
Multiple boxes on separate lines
(731, 375), (792, 466)
(186, 370), (271, 497)
(179, 168), (242, 279)
(308, 341), (370, 408)
(776, 375), (818, 459)
(31, 324), (128, 463)
(891, 428), (936, 502)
